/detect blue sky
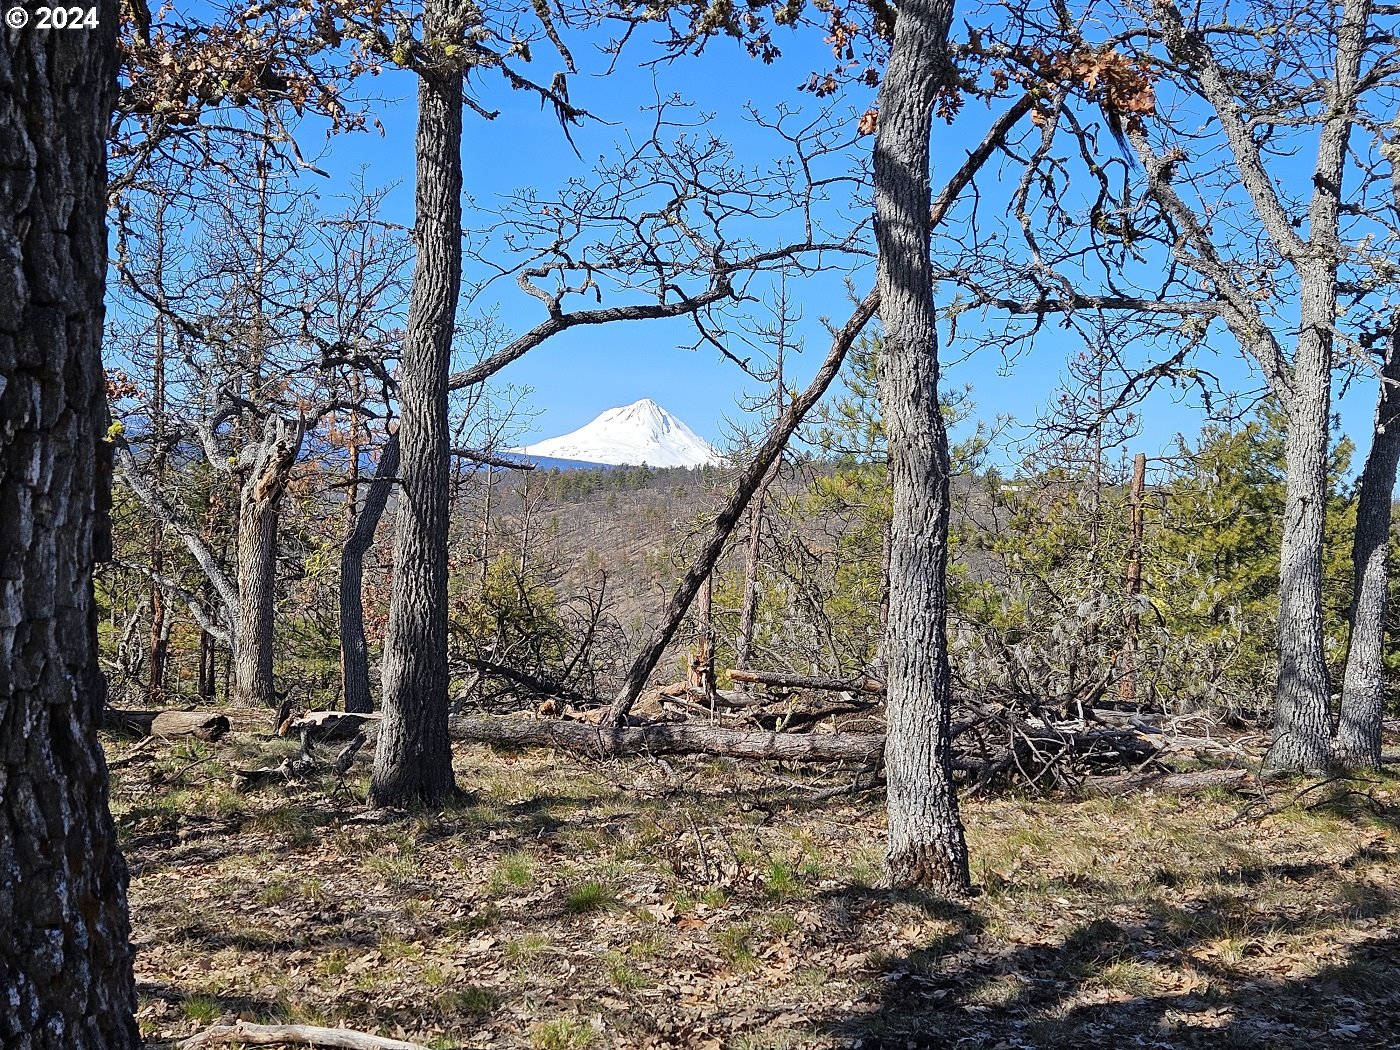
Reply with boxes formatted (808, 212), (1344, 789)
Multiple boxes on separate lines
(136, 6), (1384, 474)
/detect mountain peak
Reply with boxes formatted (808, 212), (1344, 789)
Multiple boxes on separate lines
(515, 400), (720, 468)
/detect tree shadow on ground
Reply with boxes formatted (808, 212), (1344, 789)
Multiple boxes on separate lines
(821, 842), (1400, 1049)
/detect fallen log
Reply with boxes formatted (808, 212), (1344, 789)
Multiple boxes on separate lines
(728, 670), (886, 696)
(448, 715), (887, 764)
(284, 710), (380, 742)
(103, 708), (230, 742)
(1077, 768), (1252, 797)
(179, 1021), (430, 1050)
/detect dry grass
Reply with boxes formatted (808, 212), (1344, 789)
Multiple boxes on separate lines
(110, 724), (1400, 1049)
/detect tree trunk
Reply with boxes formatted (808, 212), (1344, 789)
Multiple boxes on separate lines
(735, 470), (775, 672)
(147, 314), (169, 705)
(1119, 452), (1146, 702)
(1333, 332), (1400, 768)
(0, 3), (139, 1045)
(233, 418), (303, 707)
(1266, 266), (1336, 774)
(373, 4), (464, 807)
(872, 0), (970, 894)
(1261, 0), (1368, 773)
(341, 434), (400, 714)
(199, 625), (218, 704)
(606, 290), (879, 725)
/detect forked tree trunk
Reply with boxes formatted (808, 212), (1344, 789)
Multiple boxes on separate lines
(872, 0), (971, 894)
(1259, 0), (1368, 773)
(341, 434), (400, 714)
(0, 3), (140, 1045)
(1333, 332), (1400, 768)
(373, 1), (464, 807)
(233, 417), (304, 707)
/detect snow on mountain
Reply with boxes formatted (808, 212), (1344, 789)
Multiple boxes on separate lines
(515, 399), (721, 468)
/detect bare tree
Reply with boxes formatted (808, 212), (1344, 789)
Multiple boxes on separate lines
(111, 176), (405, 708)
(941, 0), (1400, 771)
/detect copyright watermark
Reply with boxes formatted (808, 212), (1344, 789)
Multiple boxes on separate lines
(5, 6), (100, 29)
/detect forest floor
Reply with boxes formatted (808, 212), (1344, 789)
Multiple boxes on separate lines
(111, 716), (1400, 1050)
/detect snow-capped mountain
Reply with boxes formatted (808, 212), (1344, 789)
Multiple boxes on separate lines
(516, 399), (721, 468)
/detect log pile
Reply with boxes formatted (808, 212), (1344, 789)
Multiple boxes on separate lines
(100, 665), (1260, 799)
(445, 684), (1254, 796)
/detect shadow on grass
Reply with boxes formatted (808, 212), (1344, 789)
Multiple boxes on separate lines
(822, 856), (1400, 1049)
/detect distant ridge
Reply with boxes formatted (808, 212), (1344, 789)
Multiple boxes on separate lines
(513, 399), (721, 468)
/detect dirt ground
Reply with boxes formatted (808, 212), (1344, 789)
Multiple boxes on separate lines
(111, 723), (1400, 1049)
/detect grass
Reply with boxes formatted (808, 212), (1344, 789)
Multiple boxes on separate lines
(505, 933), (551, 963)
(489, 851), (536, 893)
(565, 879), (616, 914)
(365, 853), (420, 884)
(531, 1017), (597, 1050)
(714, 923), (759, 971)
(603, 951), (650, 991)
(434, 986), (498, 1017)
(181, 996), (222, 1024)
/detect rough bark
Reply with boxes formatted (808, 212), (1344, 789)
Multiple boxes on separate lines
(340, 435), (399, 714)
(736, 469), (776, 672)
(872, 0), (970, 894)
(1264, 3), (1369, 769)
(373, 2), (464, 807)
(606, 289), (880, 724)
(1266, 267), (1338, 774)
(147, 315), (169, 704)
(233, 416), (304, 707)
(0, 2), (139, 1045)
(1333, 333), (1400, 768)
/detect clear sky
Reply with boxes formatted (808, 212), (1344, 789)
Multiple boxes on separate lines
(148, 7), (1383, 474)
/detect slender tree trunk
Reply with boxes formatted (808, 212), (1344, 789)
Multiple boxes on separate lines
(737, 294), (787, 672)
(0, 2), (139, 1044)
(1266, 269), (1336, 774)
(1333, 333), (1400, 768)
(373, 4), (464, 807)
(872, 0), (970, 894)
(199, 629), (214, 701)
(341, 434), (400, 714)
(1119, 452), (1146, 702)
(233, 419), (303, 707)
(736, 471), (775, 672)
(692, 574), (716, 695)
(147, 314), (168, 704)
